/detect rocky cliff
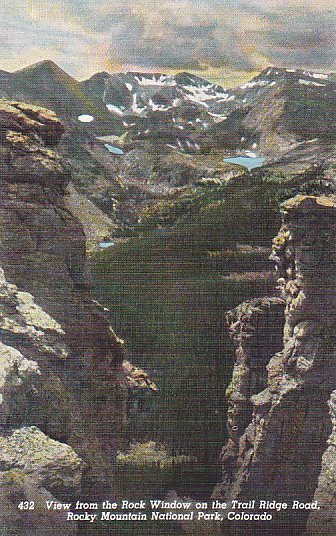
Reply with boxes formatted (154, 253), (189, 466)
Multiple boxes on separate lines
(0, 101), (129, 533)
(215, 195), (336, 535)
(220, 296), (285, 494)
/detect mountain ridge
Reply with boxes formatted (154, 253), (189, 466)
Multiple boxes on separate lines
(1, 59), (335, 245)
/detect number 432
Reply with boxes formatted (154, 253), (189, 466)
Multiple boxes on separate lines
(18, 501), (35, 510)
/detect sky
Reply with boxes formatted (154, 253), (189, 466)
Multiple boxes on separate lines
(0, 0), (335, 80)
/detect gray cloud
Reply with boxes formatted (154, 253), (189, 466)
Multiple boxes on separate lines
(256, 8), (336, 70)
(0, 0), (335, 76)
(103, 0), (336, 71)
(108, 10), (254, 70)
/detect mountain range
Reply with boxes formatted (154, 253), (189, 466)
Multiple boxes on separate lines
(1, 60), (335, 158)
(1, 60), (335, 246)
(2, 60), (335, 157)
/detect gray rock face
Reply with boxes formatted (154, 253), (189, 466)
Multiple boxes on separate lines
(0, 101), (128, 535)
(0, 426), (83, 498)
(0, 99), (124, 362)
(0, 269), (84, 534)
(215, 195), (336, 535)
(0, 340), (41, 427)
(0, 100), (65, 146)
(219, 297), (285, 498)
(0, 427), (82, 536)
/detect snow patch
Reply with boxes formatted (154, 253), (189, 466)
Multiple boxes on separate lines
(217, 95), (232, 102)
(239, 80), (269, 90)
(182, 84), (229, 104)
(312, 72), (328, 80)
(134, 74), (176, 86)
(78, 114), (94, 123)
(106, 104), (124, 115)
(148, 98), (171, 112)
(299, 79), (325, 87)
(303, 71), (329, 80)
(208, 112), (227, 119)
(131, 93), (146, 114)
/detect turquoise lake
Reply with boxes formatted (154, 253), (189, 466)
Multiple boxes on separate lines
(105, 143), (124, 155)
(223, 156), (265, 171)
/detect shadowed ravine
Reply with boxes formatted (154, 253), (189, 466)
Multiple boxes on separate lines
(90, 224), (277, 500)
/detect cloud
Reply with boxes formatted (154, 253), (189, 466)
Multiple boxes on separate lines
(0, 0), (335, 77)
(103, 0), (335, 71)
(0, 0), (112, 77)
(255, 7), (336, 69)
(103, 1), (258, 70)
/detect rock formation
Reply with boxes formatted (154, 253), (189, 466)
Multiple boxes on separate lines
(0, 427), (83, 536)
(0, 265), (86, 534)
(0, 100), (130, 533)
(220, 296), (285, 494)
(215, 195), (336, 535)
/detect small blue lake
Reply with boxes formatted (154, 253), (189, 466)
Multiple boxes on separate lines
(223, 156), (265, 171)
(99, 241), (115, 249)
(104, 144), (124, 155)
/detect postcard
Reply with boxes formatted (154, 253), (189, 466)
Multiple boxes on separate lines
(0, 1), (335, 535)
